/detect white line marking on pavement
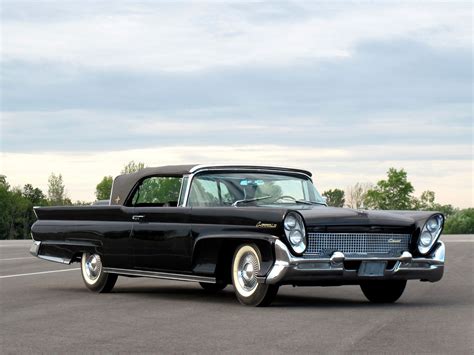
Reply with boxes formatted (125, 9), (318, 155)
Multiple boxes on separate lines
(0, 257), (36, 261)
(0, 245), (33, 248)
(443, 240), (474, 243)
(0, 268), (80, 279)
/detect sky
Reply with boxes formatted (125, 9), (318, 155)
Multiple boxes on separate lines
(0, 0), (472, 207)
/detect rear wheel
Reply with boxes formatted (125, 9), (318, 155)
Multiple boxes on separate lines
(231, 244), (279, 307)
(360, 280), (407, 303)
(81, 253), (117, 293)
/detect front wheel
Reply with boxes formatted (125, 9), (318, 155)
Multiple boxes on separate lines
(81, 253), (117, 293)
(360, 280), (407, 303)
(231, 244), (279, 306)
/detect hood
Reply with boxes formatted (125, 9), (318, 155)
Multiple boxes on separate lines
(293, 206), (435, 231)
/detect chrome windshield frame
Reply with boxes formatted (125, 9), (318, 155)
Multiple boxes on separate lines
(181, 167), (315, 208)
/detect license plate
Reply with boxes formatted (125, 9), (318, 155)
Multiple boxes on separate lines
(358, 261), (387, 277)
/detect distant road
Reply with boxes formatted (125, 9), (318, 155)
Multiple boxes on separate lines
(1, 235), (473, 354)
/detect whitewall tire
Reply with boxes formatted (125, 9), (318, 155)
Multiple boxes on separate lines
(81, 253), (117, 293)
(231, 244), (278, 306)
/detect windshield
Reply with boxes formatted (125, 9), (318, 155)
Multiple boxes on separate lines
(187, 172), (326, 207)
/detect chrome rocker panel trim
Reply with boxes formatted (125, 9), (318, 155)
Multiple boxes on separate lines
(31, 241), (216, 283)
(103, 267), (216, 284)
(263, 240), (445, 285)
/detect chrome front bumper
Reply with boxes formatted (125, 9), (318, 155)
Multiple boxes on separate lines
(262, 240), (445, 285)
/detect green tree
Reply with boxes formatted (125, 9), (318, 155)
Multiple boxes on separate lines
(0, 178), (38, 239)
(47, 173), (69, 205)
(0, 179), (12, 238)
(414, 190), (436, 210)
(323, 189), (345, 207)
(443, 209), (474, 234)
(122, 161), (145, 174)
(73, 200), (92, 206)
(96, 176), (113, 200)
(346, 182), (372, 209)
(434, 204), (457, 219)
(364, 168), (414, 210)
(0, 175), (9, 189)
(23, 184), (47, 205)
(412, 190), (457, 218)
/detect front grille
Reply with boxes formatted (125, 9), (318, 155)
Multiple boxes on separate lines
(305, 233), (411, 258)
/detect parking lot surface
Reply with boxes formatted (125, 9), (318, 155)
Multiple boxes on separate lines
(1, 235), (473, 354)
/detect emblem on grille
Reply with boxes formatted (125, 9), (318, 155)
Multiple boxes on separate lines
(388, 238), (402, 244)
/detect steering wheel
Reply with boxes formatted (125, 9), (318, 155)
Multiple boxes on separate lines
(275, 195), (297, 202)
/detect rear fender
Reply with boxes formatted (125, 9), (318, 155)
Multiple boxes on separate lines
(34, 240), (102, 265)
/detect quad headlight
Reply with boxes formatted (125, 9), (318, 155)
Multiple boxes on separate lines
(284, 212), (306, 254)
(418, 214), (444, 255)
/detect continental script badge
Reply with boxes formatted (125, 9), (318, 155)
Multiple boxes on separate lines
(256, 221), (277, 228)
(388, 238), (402, 244)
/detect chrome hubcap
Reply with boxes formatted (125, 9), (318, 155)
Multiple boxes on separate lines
(237, 253), (259, 292)
(85, 254), (102, 281)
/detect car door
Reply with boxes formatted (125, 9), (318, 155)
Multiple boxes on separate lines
(129, 176), (193, 272)
(101, 205), (135, 269)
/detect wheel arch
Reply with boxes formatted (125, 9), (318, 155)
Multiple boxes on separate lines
(192, 233), (278, 284)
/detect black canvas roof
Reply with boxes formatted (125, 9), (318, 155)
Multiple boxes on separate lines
(110, 164), (312, 205)
(110, 165), (196, 205)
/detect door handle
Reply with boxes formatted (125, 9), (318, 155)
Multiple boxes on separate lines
(132, 215), (145, 222)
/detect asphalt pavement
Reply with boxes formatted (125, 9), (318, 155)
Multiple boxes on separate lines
(1, 235), (473, 354)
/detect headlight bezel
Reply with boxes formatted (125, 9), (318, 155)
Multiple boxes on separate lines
(283, 212), (307, 255)
(418, 214), (444, 255)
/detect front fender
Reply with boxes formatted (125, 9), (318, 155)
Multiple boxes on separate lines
(192, 233), (279, 280)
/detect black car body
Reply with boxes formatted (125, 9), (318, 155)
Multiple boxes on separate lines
(30, 165), (445, 306)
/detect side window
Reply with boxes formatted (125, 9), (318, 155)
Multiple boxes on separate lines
(218, 181), (234, 205)
(131, 176), (182, 206)
(188, 177), (235, 207)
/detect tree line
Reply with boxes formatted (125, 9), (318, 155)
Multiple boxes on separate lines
(0, 163), (472, 239)
(0, 161), (143, 240)
(321, 168), (472, 234)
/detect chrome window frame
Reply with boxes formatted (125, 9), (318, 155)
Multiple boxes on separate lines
(177, 175), (189, 207)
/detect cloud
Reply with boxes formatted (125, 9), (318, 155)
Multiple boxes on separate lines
(1, 1), (470, 72)
(2, 102), (472, 153)
(0, 1), (471, 208)
(2, 37), (471, 114)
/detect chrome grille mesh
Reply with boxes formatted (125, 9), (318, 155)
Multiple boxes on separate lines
(305, 233), (411, 257)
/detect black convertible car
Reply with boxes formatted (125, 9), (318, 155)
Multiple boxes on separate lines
(30, 164), (445, 306)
